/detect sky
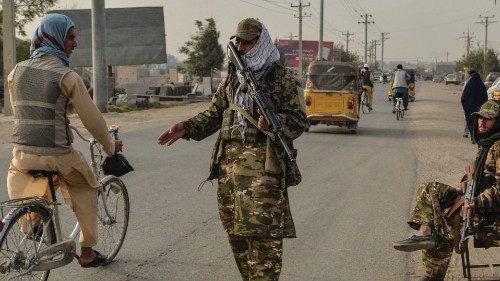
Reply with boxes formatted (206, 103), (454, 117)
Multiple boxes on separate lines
(22, 0), (500, 64)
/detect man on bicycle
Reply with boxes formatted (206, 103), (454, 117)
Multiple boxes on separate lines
(6, 13), (122, 268)
(361, 64), (374, 111)
(391, 64), (411, 113)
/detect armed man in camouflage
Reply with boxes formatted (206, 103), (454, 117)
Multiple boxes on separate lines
(157, 18), (307, 281)
(393, 99), (500, 281)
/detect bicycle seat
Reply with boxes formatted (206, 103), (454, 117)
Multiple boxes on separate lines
(27, 170), (59, 178)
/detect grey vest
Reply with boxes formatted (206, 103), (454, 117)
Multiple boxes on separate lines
(11, 56), (74, 155)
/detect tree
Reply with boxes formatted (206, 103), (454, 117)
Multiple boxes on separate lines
(178, 18), (225, 77)
(0, 0), (58, 36)
(338, 47), (359, 63)
(0, 38), (31, 76)
(456, 48), (500, 75)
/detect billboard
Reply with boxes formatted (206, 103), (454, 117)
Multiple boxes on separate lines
(50, 7), (167, 67)
(277, 40), (334, 67)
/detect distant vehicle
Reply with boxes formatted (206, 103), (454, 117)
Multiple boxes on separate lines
(445, 73), (459, 85)
(484, 72), (500, 88)
(372, 71), (381, 82)
(487, 77), (500, 99)
(432, 74), (443, 83)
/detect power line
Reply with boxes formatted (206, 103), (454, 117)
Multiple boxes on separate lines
(476, 14), (497, 75)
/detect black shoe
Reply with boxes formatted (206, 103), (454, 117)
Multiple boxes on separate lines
(368, 106), (373, 112)
(418, 276), (444, 281)
(463, 134), (469, 138)
(393, 235), (435, 252)
(404, 107), (408, 111)
(392, 108), (396, 114)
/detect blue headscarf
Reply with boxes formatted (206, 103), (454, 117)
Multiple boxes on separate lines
(30, 13), (75, 66)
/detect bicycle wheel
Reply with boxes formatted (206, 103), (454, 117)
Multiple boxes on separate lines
(95, 176), (130, 265)
(361, 94), (367, 114)
(0, 205), (56, 281)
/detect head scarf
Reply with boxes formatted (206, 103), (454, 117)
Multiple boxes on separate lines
(240, 24), (280, 81)
(30, 13), (75, 66)
(233, 23), (280, 141)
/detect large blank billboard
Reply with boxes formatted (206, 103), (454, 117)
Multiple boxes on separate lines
(50, 7), (166, 67)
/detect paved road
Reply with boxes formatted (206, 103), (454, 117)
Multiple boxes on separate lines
(0, 81), (497, 280)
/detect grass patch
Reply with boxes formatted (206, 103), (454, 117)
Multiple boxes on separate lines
(109, 101), (190, 113)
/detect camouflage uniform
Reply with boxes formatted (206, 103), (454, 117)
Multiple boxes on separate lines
(182, 60), (307, 280)
(408, 141), (500, 279)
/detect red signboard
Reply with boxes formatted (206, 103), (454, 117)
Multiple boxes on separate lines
(277, 39), (334, 67)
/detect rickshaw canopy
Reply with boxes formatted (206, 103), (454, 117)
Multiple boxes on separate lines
(306, 61), (359, 92)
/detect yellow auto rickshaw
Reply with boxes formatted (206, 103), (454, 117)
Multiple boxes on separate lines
(303, 61), (360, 133)
(387, 68), (416, 101)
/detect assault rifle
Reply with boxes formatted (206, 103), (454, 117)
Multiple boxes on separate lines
(459, 177), (476, 252)
(226, 41), (295, 161)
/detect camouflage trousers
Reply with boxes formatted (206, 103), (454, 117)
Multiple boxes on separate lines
(229, 236), (283, 281)
(218, 141), (295, 280)
(409, 182), (462, 279)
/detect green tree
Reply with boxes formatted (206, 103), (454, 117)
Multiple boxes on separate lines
(0, 38), (31, 76)
(178, 18), (225, 77)
(0, 0), (58, 36)
(339, 47), (359, 63)
(456, 48), (500, 75)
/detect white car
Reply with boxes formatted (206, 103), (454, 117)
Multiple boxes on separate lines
(445, 74), (459, 85)
(487, 77), (500, 99)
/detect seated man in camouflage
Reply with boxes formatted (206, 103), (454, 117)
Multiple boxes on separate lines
(393, 99), (500, 281)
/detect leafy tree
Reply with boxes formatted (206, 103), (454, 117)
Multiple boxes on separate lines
(0, 38), (31, 76)
(178, 18), (224, 77)
(337, 46), (359, 63)
(0, 0), (58, 36)
(456, 48), (500, 75)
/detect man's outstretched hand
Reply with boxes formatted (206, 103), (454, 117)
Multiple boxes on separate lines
(157, 122), (186, 146)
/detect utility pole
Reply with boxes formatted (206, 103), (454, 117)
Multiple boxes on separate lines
(380, 32), (390, 71)
(291, 0), (310, 80)
(342, 30), (354, 52)
(358, 14), (374, 64)
(92, 0), (108, 112)
(285, 32), (298, 40)
(317, 0), (324, 60)
(2, 0), (16, 116)
(372, 40), (380, 69)
(476, 15), (497, 75)
(458, 29), (474, 56)
(445, 51), (449, 62)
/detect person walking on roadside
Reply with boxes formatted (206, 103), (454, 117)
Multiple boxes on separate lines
(393, 100), (500, 281)
(157, 18), (307, 281)
(461, 69), (488, 142)
(391, 64), (411, 113)
(361, 64), (374, 111)
(6, 13), (123, 267)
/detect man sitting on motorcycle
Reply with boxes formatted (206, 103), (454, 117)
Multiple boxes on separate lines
(392, 64), (411, 113)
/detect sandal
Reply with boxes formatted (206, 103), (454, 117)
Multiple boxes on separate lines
(79, 250), (107, 268)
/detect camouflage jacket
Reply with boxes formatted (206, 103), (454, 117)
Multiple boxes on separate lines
(476, 140), (500, 213)
(183, 62), (307, 181)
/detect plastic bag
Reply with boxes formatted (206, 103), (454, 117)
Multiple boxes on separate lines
(101, 154), (134, 177)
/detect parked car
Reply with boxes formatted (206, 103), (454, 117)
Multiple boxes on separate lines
(487, 77), (500, 99)
(444, 73), (459, 85)
(432, 74), (443, 83)
(484, 72), (500, 88)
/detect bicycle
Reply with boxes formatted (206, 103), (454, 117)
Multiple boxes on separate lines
(0, 125), (130, 280)
(360, 88), (369, 114)
(394, 97), (405, 120)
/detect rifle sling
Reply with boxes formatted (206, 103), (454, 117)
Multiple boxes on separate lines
(229, 103), (275, 140)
